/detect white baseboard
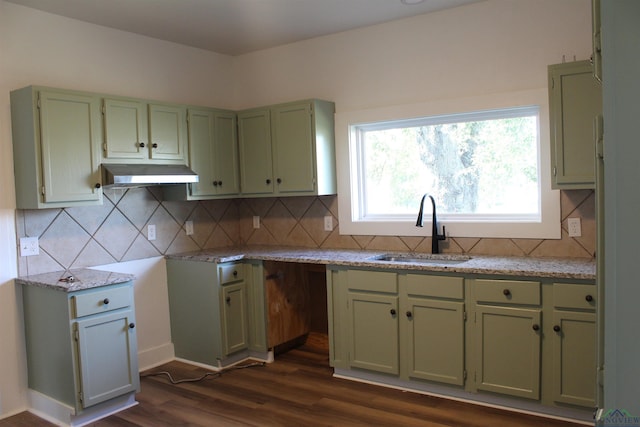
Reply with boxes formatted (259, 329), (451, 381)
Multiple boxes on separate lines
(137, 342), (175, 372)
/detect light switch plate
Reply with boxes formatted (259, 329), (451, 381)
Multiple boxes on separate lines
(20, 237), (39, 257)
(185, 220), (194, 236)
(253, 216), (260, 229)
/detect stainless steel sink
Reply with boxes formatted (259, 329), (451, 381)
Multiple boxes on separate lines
(369, 253), (471, 265)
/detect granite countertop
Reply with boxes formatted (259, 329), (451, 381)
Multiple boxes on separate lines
(16, 268), (136, 292)
(166, 246), (596, 281)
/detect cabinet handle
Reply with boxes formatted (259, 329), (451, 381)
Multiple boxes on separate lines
(139, 142), (145, 148)
(95, 183), (101, 189)
(532, 324), (540, 331)
(103, 298), (109, 305)
(152, 143), (158, 148)
(233, 270), (238, 277)
(406, 311), (412, 319)
(129, 323), (135, 329)
(553, 325), (561, 332)
(503, 289), (511, 296)
(213, 181), (218, 186)
(585, 294), (594, 302)
(218, 181), (223, 186)
(277, 178), (282, 184)
(390, 309), (396, 316)
(226, 296), (231, 304)
(266, 179), (271, 185)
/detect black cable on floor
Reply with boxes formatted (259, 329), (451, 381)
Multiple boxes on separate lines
(141, 361), (266, 385)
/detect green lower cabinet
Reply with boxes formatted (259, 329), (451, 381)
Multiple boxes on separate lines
(405, 297), (465, 385)
(22, 282), (139, 413)
(166, 259), (266, 367)
(475, 305), (542, 399)
(348, 291), (399, 375)
(221, 282), (249, 355)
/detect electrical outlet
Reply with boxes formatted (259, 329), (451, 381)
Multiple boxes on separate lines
(567, 217), (582, 237)
(253, 216), (260, 229)
(19, 237), (39, 257)
(185, 220), (194, 236)
(324, 215), (333, 231)
(147, 224), (156, 241)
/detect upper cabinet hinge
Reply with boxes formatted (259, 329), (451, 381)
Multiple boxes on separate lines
(463, 311), (467, 321)
(463, 370), (467, 380)
(78, 391), (83, 403)
(74, 329), (79, 342)
(553, 166), (557, 176)
(41, 186), (45, 196)
(595, 114), (604, 160)
(36, 95), (41, 109)
(551, 76), (555, 90)
(101, 103), (106, 115)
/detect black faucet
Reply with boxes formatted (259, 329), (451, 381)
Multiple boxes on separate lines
(416, 194), (446, 254)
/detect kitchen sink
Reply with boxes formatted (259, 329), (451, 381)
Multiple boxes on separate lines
(368, 253), (471, 265)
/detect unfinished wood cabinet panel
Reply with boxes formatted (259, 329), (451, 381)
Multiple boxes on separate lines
(264, 261), (311, 348)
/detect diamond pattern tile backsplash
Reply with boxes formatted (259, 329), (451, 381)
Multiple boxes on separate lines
(16, 188), (596, 276)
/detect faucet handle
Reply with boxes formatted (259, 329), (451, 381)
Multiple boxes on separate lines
(437, 225), (447, 241)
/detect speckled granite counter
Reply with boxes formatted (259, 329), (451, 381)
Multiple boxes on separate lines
(16, 268), (136, 292)
(166, 247), (596, 281)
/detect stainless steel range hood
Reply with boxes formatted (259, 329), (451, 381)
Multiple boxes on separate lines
(101, 164), (199, 188)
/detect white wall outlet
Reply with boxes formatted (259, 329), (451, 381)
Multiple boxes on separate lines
(253, 216), (260, 229)
(147, 224), (156, 241)
(20, 237), (39, 257)
(185, 220), (194, 236)
(567, 217), (582, 237)
(324, 215), (333, 231)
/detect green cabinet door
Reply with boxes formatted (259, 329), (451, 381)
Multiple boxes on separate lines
(213, 110), (240, 196)
(74, 308), (139, 408)
(238, 108), (274, 195)
(551, 310), (596, 407)
(221, 282), (249, 356)
(405, 297), (465, 385)
(148, 103), (187, 162)
(549, 60), (602, 189)
(348, 291), (399, 375)
(103, 98), (147, 160)
(11, 88), (103, 208)
(475, 305), (541, 399)
(186, 108), (217, 197)
(271, 102), (315, 194)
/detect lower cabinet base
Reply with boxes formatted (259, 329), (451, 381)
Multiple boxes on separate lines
(333, 368), (593, 425)
(174, 349), (273, 371)
(27, 389), (137, 427)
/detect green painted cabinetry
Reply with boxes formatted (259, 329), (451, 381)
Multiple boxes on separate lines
(238, 99), (336, 197)
(472, 279), (542, 400)
(22, 282), (139, 416)
(164, 108), (239, 200)
(548, 60), (602, 189)
(550, 283), (596, 407)
(148, 103), (188, 162)
(11, 86), (103, 209)
(102, 98), (148, 160)
(166, 259), (267, 367)
(329, 268), (466, 386)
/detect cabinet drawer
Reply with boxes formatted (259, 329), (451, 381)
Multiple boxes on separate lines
(405, 274), (464, 299)
(219, 263), (244, 285)
(72, 285), (132, 318)
(348, 270), (397, 293)
(553, 283), (596, 311)
(474, 279), (540, 306)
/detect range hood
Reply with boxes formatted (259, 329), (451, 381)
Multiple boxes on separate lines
(101, 164), (199, 188)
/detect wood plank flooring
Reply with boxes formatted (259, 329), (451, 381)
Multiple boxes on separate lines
(0, 334), (587, 426)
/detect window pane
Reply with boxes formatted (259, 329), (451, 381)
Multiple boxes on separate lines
(360, 110), (539, 219)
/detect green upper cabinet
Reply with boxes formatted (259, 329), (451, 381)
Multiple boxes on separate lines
(238, 99), (336, 197)
(238, 108), (275, 195)
(10, 86), (103, 209)
(102, 99), (188, 164)
(548, 60), (602, 189)
(148, 103), (188, 162)
(163, 107), (239, 200)
(102, 98), (148, 160)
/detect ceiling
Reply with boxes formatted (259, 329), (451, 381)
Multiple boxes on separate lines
(6, 0), (483, 56)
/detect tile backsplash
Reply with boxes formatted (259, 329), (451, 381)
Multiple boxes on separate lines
(16, 188), (595, 277)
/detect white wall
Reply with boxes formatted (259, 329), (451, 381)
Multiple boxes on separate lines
(0, 0), (592, 418)
(0, 0), (235, 417)
(232, 0), (592, 111)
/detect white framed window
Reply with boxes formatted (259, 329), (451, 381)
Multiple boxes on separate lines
(335, 90), (560, 239)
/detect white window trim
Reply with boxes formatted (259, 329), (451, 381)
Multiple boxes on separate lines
(335, 89), (561, 239)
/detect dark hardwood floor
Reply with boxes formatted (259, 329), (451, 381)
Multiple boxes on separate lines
(1, 334), (587, 426)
